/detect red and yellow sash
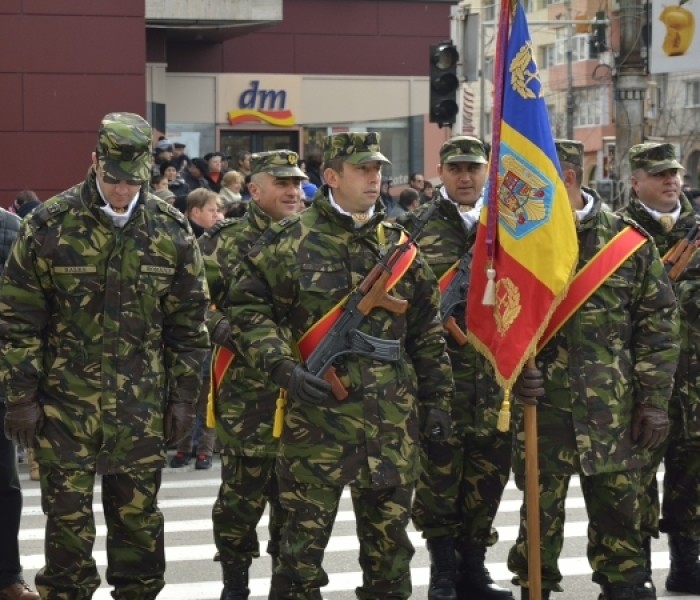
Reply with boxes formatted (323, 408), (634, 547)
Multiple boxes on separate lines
(538, 225), (647, 351)
(205, 345), (236, 428)
(438, 260), (460, 294)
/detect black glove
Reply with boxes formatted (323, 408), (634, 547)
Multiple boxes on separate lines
(210, 318), (235, 351)
(513, 367), (545, 406)
(632, 404), (670, 450)
(424, 407), (452, 442)
(164, 401), (195, 446)
(4, 397), (45, 449)
(271, 361), (331, 404)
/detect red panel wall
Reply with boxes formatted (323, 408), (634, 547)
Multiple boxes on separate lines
(167, 0), (452, 77)
(0, 1), (146, 207)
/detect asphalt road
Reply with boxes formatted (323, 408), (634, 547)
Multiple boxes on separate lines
(16, 455), (687, 599)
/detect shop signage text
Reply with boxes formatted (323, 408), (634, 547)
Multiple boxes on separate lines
(227, 80), (296, 127)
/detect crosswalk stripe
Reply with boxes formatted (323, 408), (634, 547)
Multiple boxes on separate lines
(20, 495), (608, 518)
(17, 463), (674, 600)
(20, 518), (596, 544)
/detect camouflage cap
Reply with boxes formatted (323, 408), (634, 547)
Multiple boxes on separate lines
(250, 150), (306, 178)
(555, 139), (584, 168)
(629, 142), (684, 174)
(439, 136), (488, 165)
(97, 112), (152, 182)
(323, 132), (391, 165)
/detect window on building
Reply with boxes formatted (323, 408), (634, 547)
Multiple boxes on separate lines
(573, 87), (609, 126)
(484, 1), (496, 21)
(539, 44), (556, 69)
(484, 111), (492, 138)
(483, 56), (494, 82)
(686, 80), (700, 107)
(542, 0), (560, 6)
(546, 103), (556, 126)
(303, 119), (412, 185)
(554, 34), (594, 64)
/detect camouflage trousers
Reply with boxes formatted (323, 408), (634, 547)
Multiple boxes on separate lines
(35, 464), (164, 600)
(639, 435), (700, 540)
(272, 478), (415, 600)
(507, 469), (645, 591)
(411, 430), (511, 546)
(212, 455), (285, 566)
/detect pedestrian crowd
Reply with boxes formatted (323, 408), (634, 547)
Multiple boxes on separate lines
(0, 111), (699, 600)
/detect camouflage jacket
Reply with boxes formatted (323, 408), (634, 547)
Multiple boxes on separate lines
(199, 201), (281, 457)
(397, 193), (503, 436)
(0, 168), (210, 473)
(513, 191), (679, 477)
(224, 187), (455, 488)
(619, 192), (700, 439)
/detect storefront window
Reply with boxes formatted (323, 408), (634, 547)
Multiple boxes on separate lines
(302, 119), (412, 185)
(164, 123), (216, 160)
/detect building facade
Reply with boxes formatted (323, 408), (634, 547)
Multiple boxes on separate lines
(472, 0), (700, 205)
(3, 0), (697, 207)
(1, 0), (457, 206)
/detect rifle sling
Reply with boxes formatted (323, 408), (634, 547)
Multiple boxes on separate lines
(538, 225), (647, 352)
(297, 229), (417, 363)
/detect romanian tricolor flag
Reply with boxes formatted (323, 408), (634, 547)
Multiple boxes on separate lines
(466, 0), (578, 389)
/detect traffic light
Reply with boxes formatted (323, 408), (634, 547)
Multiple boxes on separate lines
(429, 41), (460, 128)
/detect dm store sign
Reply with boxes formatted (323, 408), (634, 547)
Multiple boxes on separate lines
(227, 80), (296, 127)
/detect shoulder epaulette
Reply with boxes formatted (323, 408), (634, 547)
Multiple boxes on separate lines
(155, 200), (189, 227)
(201, 217), (240, 241)
(617, 213), (653, 240)
(31, 198), (72, 227)
(247, 214), (299, 259)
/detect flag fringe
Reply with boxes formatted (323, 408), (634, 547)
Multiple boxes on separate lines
(467, 262), (576, 395)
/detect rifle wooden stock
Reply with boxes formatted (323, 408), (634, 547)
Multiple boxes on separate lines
(357, 269), (409, 316)
(444, 315), (468, 346)
(663, 224), (700, 281)
(663, 240), (688, 268)
(667, 246), (697, 281)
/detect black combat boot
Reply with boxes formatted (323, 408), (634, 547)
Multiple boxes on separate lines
(427, 537), (458, 600)
(520, 587), (550, 600)
(598, 583), (637, 600)
(635, 537), (657, 599)
(666, 534), (700, 594)
(456, 543), (514, 600)
(221, 564), (250, 600)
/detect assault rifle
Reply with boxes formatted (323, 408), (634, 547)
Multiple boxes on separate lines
(440, 251), (472, 346)
(304, 202), (439, 400)
(662, 222), (700, 281)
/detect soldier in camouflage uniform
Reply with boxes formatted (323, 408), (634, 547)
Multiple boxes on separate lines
(199, 150), (307, 600)
(397, 136), (514, 600)
(507, 140), (680, 600)
(0, 208), (39, 600)
(223, 132), (455, 600)
(618, 142), (700, 596)
(0, 113), (211, 600)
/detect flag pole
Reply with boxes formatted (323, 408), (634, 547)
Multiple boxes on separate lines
(524, 359), (542, 600)
(486, 4), (544, 592)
